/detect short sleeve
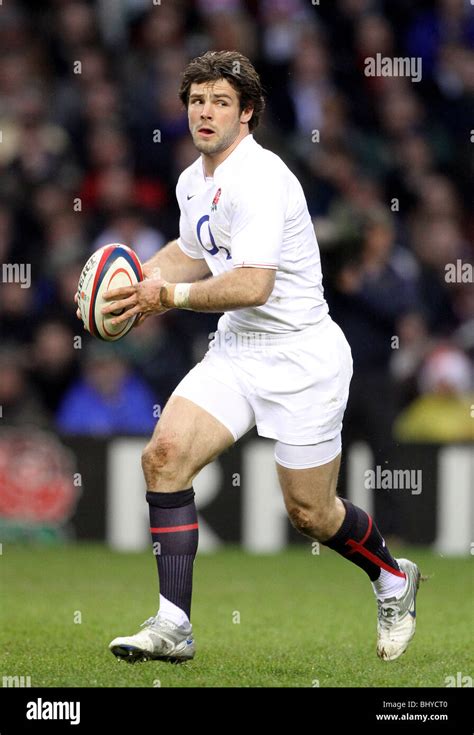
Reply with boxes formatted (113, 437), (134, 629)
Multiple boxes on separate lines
(230, 174), (286, 269)
(176, 209), (205, 260)
(175, 176), (205, 260)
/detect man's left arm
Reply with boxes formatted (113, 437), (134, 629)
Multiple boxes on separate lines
(102, 266), (276, 325)
(160, 267), (276, 312)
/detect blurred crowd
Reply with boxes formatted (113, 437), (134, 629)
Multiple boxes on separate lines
(0, 0), (472, 444)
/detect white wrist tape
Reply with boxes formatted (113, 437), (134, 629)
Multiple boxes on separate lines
(173, 283), (192, 309)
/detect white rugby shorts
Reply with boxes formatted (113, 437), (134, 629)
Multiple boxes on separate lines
(172, 314), (353, 446)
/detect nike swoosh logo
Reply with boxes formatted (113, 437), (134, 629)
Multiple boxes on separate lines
(187, 194), (196, 200)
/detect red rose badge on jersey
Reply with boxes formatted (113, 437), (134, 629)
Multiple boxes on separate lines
(211, 188), (222, 212)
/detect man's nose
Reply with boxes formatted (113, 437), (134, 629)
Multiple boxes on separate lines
(200, 100), (213, 118)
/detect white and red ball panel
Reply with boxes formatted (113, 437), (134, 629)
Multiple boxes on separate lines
(77, 243), (143, 341)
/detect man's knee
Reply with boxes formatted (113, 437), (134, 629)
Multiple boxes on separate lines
(141, 435), (187, 484)
(287, 502), (334, 540)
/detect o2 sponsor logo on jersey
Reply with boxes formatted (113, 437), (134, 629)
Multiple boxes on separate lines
(196, 214), (231, 260)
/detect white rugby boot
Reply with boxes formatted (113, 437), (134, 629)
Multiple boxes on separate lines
(109, 613), (195, 663)
(376, 558), (424, 661)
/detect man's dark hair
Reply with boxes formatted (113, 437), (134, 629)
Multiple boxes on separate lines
(178, 50), (265, 132)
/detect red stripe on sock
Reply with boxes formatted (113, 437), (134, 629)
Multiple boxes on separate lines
(345, 539), (407, 577)
(150, 523), (199, 533)
(347, 514), (373, 556)
(359, 514), (373, 546)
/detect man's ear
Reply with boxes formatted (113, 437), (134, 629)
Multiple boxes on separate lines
(240, 106), (254, 125)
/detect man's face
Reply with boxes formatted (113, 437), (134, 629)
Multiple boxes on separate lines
(188, 79), (252, 155)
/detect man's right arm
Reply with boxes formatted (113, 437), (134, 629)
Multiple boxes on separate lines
(143, 240), (210, 283)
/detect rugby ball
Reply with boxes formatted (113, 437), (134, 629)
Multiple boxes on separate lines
(77, 243), (143, 341)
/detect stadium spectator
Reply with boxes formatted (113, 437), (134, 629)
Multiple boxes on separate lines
(328, 206), (421, 462)
(329, 206), (420, 371)
(56, 344), (159, 436)
(0, 281), (37, 344)
(405, 0), (474, 79)
(390, 310), (434, 409)
(394, 345), (474, 442)
(0, 347), (48, 427)
(29, 320), (79, 414)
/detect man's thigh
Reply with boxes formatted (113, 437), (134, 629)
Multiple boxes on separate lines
(276, 452), (342, 512)
(249, 317), (353, 445)
(146, 394), (236, 476)
(172, 348), (256, 443)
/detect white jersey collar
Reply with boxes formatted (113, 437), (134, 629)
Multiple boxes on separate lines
(201, 134), (256, 181)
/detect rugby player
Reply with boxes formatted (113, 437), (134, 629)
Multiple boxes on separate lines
(92, 51), (421, 663)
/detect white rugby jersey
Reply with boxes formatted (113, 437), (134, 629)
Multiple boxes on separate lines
(176, 134), (328, 333)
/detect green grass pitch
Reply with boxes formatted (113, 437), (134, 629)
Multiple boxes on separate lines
(1, 543), (472, 688)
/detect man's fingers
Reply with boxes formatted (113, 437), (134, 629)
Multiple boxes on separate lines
(101, 295), (137, 315)
(74, 292), (78, 304)
(110, 305), (141, 325)
(103, 286), (136, 301)
(76, 308), (81, 320)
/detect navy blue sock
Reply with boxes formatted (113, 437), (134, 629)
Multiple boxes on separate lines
(146, 488), (198, 619)
(323, 498), (405, 582)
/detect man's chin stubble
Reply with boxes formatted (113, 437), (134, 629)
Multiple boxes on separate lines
(194, 138), (223, 155)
